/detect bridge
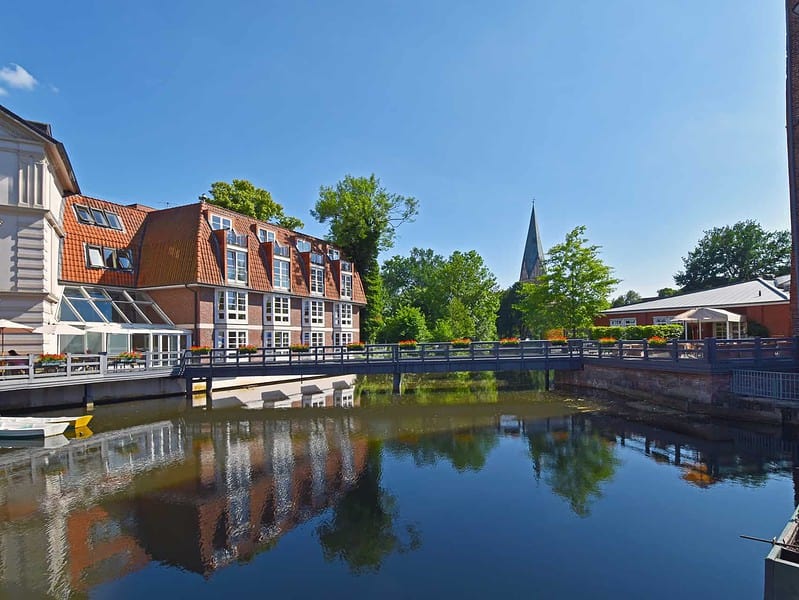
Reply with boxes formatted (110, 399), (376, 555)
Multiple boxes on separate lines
(0, 338), (796, 407)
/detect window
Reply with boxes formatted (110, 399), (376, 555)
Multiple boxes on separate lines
(74, 205), (124, 230)
(258, 229), (275, 243)
(117, 250), (133, 270)
(341, 273), (352, 299)
(217, 290), (247, 322)
(273, 259), (290, 289)
(275, 331), (290, 348)
(58, 287), (172, 325)
(103, 247), (117, 269)
(227, 249), (247, 284)
(340, 260), (353, 273)
(265, 295), (290, 324)
(327, 248), (340, 261)
(653, 316), (674, 325)
(335, 303), (353, 327)
(86, 246), (104, 268)
(609, 318), (637, 327)
(296, 239), (311, 253)
(216, 330), (247, 349)
(334, 332), (354, 346)
(311, 267), (324, 295)
(303, 300), (324, 325)
(210, 214), (232, 231)
(303, 331), (325, 346)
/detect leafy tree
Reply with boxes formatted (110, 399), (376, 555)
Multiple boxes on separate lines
(312, 175), (418, 341)
(387, 428), (499, 472)
(516, 226), (619, 338)
(610, 290), (642, 308)
(382, 248), (499, 341)
(675, 220), (790, 292)
(496, 282), (529, 339)
(316, 441), (421, 573)
(199, 179), (304, 229)
(380, 305), (429, 342)
(657, 287), (679, 298)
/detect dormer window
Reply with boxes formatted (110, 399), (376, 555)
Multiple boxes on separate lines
(74, 205), (124, 230)
(258, 228), (275, 243)
(311, 266), (324, 295)
(341, 273), (353, 299)
(210, 214), (232, 231)
(296, 239), (311, 253)
(86, 245), (134, 271)
(328, 248), (340, 261)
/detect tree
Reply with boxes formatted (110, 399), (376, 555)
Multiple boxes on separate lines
(496, 282), (529, 339)
(674, 220), (790, 292)
(516, 226), (619, 338)
(381, 248), (500, 341)
(657, 287), (679, 298)
(610, 290), (642, 308)
(312, 175), (418, 341)
(199, 179), (304, 229)
(380, 305), (429, 343)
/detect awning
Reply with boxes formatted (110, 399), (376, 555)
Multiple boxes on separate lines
(670, 307), (744, 323)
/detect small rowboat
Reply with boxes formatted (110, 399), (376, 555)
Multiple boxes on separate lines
(0, 419), (69, 438)
(3, 415), (92, 429)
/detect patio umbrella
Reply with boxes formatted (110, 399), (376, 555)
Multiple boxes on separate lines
(32, 323), (85, 336)
(0, 319), (34, 355)
(670, 307), (743, 339)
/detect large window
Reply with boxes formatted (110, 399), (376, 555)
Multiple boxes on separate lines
(341, 273), (352, 299)
(303, 300), (324, 325)
(334, 303), (353, 327)
(311, 267), (324, 295)
(609, 318), (637, 327)
(216, 330), (247, 349)
(227, 249), (247, 284)
(653, 316), (674, 325)
(273, 259), (290, 289)
(217, 290), (247, 322)
(334, 331), (354, 346)
(258, 228), (275, 243)
(265, 295), (290, 324)
(87, 245), (134, 271)
(296, 239), (311, 253)
(58, 287), (172, 325)
(74, 205), (124, 230)
(303, 331), (325, 346)
(265, 330), (291, 349)
(210, 214), (232, 231)
(327, 248), (340, 261)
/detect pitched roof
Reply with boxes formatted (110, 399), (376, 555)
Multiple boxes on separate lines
(604, 278), (790, 314)
(519, 203), (544, 282)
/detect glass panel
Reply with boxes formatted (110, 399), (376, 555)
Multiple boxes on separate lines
(103, 248), (117, 269)
(85, 288), (108, 299)
(137, 303), (168, 324)
(108, 334), (128, 355)
(90, 209), (109, 227)
(117, 250), (133, 270)
(58, 300), (81, 322)
(66, 297), (104, 322)
(64, 287), (85, 299)
(132, 333), (150, 352)
(105, 213), (123, 230)
(126, 291), (151, 302)
(106, 290), (129, 302)
(75, 205), (94, 224)
(85, 332), (102, 353)
(87, 246), (104, 268)
(113, 302), (148, 324)
(59, 334), (85, 354)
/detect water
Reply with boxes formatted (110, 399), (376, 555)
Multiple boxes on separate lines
(0, 375), (795, 599)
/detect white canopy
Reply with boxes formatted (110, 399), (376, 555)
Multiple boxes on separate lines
(670, 307), (744, 323)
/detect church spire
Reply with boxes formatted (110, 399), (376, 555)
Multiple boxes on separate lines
(519, 201), (544, 282)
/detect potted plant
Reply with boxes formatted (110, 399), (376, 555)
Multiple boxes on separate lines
(346, 342), (365, 351)
(499, 337), (520, 346)
(547, 336), (567, 346)
(38, 353), (66, 365)
(398, 340), (418, 350)
(451, 338), (471, 349)
(290, 344), (310, 353)
(237, 344), (258, 354)
(190, 345), (211, 355)
(647, 336), (667, 348)
(598, 337), (617, 347)
(117, 351), (142, 363)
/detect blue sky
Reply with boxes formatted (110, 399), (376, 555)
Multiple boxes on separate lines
(2, 1), (788, 296)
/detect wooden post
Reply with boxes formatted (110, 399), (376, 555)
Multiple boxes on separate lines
(392, 371), (402, 395)
(83, 384), (94, 410)
(185, 376), (193, 405)
(205, 376), (213, 408)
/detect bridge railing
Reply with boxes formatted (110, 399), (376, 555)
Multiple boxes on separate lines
(0, 351), (183, 384)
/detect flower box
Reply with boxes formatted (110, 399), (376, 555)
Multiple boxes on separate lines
(598, 337), (617, 347)
(499, 338), (520, 346)
(190, 346), (211, 355)
(290, 344), (310, 353)
(117, 351), (142, 362)
(451, 338), (471, 349)
(398, 340), (418, 350)
(647, 336), (668, 348)
(547, 338), (567, 346)
(237, 345), (258, 354)
(346, 342), (365, 351)
(38, 353), (66, 365)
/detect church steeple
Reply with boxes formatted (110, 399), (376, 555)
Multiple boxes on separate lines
(519, 202), (544, 282)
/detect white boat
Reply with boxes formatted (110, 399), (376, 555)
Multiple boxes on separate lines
(4, 415), (93, 429)
(0, 418), (69, 438)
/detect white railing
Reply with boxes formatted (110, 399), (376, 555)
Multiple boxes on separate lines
(732, 370), (799, 403)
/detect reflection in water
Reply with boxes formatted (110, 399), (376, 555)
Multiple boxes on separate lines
(0, 380), (797, 596)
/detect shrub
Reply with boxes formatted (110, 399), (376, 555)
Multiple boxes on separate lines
(451, 338), (471, 348)
(647, 336), (667, 347)
(346, 342), (365, 351)
(290, 344), (310, 353)
(499, 337), (520, 346)
(588, 324), (683, 341)
(190, 346), (211, 355)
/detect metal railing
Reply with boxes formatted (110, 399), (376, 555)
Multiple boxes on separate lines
(0, 351), (183, 385)
(732, 370), (799, 402)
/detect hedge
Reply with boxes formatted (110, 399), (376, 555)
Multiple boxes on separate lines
(587, 324), (683, 341)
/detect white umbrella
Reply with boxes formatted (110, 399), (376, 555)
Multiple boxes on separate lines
(0, 319), (34, 355)
(86, 323), (130, 335)
(32, 323), (86, 336)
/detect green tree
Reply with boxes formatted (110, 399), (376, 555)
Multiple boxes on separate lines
(312, 175), (418, 341)
(199, 179), (304, 229)
(516, 226), (619, 338)
(496, 282), (529, 339)
(380, 305), (429, 343)
(675, 220), (790, 292)
(610, 290), (642, 308)
(382, 248), (499, 341)
(657, 287), (679, 298)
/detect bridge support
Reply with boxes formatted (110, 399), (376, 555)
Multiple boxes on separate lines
(545, 369), (550, 391)
(185, 377), (193, 406)
(205, 377), (213, 408)
(392, 372), (402, 395)
(83, 384), (95, 411)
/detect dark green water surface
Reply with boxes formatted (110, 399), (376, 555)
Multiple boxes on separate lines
(0, 374), (795, 598)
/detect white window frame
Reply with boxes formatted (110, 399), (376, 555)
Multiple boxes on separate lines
(303, 331), (325, 346)
(258, 228), (276, 243)
(303, 300), (324, 326)
(341, 273), (352, 299)
(216, 329), (247, 349)
(311, 267), (325, 296)
(327, 248), (340, 261)
(217, 290), (247, 322)
(265, 295), (290, 324)
(653, 316), (674, 326)
(227, 249), (248, 284)
(273, 258), (290, 290)
(86, 245), (104, 268)
(296, 239), (311, 253)
(211, 214), (232, 231)
(334, 331), (353, 346)
(335, 303), (353, 327)
(609, 318), (637, 327)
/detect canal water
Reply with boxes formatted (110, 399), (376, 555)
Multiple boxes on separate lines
(0, 373), (795, 599)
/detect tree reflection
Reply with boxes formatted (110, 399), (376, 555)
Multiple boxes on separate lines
(527, 419), (619, 517)
(387, 428), (499, 472)
(316, 441), (420, 573)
